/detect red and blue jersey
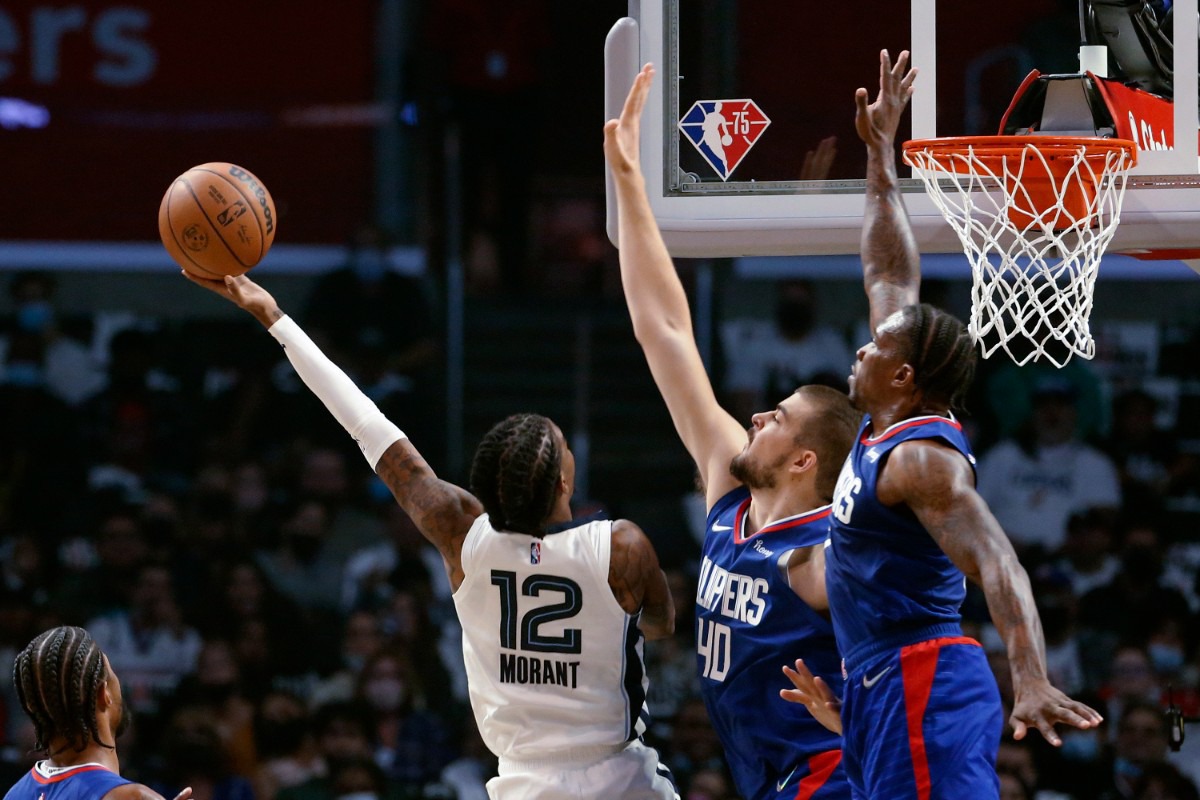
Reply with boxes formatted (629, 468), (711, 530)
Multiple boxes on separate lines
(696, 487), (847, 800)
(5, 762), (132, 800)
(825, 414), (976, 670)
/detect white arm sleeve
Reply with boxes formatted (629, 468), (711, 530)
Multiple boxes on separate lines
(268, 315), (406, 469)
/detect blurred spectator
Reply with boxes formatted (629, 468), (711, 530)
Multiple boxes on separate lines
(152, 704), (256, 800)
(303, 227), (437, 427)
(309, 611), (384, 708)
(719, 279), (853, 423)
(997, 765), (1035, 800)
(53, 505), (149, 622)
(172, 638), (259, 777)
(1033, 568), (1086, 695)
(684, 766), (736, 800)
(0, 270), (105, 406)
(276, 703), (377, 800)
(1099, 646), (1162, 737)
(436, 718), (494, 800)
(341, 505), (445, 614)
(253, 690), (323, 800)
(1079, 524), (1192, 655)
(82, 327), (192, 503)
(997, 738), (1078, 800)
(1055, 509), (1122, 598)
(985, 360), (1108, 443)
(1097, 700), (1174, 800)
(86, 562), (203, 715)
(0, 331), (85, 535)
(977, 375), (1121, 555)
(1104, 389), (1189, 510)
(256, 500), (347, 613)
(662, 697), (726, 795)
(1132, 763), (1200, 800)
(354, 648), (453, 789)
(426, 2), (551, 292)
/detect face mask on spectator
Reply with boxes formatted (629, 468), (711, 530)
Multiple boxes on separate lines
(1060, 730), (1101, 762)
(364, 678), (406, 712)
(16, 301), (53, 333)
(1148, 643), (1185, 674)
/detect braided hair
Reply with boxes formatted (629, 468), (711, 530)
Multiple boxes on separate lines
(13, 626), (112, 754)
(469, 413), (563, 535)
(900, 303), (977, 411)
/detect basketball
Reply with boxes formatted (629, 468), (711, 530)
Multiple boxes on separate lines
(158, 162), (277, 278)
(721, 134), (733, 146)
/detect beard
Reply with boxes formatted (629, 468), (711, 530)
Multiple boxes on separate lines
(729, 450), (777, 489)
(115, 700), (132, 738)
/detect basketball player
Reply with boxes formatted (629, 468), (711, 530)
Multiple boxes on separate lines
(183, 272), (679, 800)
(606, 65), (859, 800)
(5, 626), (193, 800)
(791, 49), (1104, 800)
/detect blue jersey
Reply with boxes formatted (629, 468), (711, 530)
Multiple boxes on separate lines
(696, 488), (847, 800)
(826, 414), (976, 670)
(5, 762), (132, 800)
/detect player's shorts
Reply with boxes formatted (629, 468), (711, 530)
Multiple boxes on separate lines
(769, 748), (851, 800)
(488, 738), (679, 800)
(840, 636), (1002, 800)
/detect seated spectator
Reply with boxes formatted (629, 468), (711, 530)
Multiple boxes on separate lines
(86, 562), (203, 715)
(253, 689), (324, 800)
(1104, 389), (1187, 510)
(170, 638), (258, 777)
(978, 375), (1122, 557)
(309, 611), (384, 708)
(1133, 763), (1200, 800)
(1055, 509), (1122, 598)
(152, 704), (256, 800)
(1096, 700), (1175, 800)
(256, 500), (347, 614)
(719, 279), (852, 423)
(277, 703), (378, 800)
(0, 270), (105, 407)
(354, 648), (453, 790)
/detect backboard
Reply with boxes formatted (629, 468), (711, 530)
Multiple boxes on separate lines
(604, 0), (1200, 259)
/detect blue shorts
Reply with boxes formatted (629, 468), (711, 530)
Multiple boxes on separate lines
(840, 637), (1002, 800)
(769, 748), (851, 800)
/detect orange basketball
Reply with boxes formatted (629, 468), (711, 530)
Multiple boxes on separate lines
(158, 162), (277, 278)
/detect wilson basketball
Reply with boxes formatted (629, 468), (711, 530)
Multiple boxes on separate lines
(158, 162), (277, 278)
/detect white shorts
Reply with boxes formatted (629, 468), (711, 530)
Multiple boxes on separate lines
(487, 739), (679, 800)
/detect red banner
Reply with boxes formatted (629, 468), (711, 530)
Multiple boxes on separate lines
(0, 2), (378, 243)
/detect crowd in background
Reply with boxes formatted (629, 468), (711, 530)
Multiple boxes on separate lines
(2, 266), (1200, 800)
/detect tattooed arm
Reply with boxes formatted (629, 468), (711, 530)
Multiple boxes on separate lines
(609, 519), (674, 640)
(878, 439), (1103, 745)
(856, 49), (921, 333)
(182, 272), (482, 590)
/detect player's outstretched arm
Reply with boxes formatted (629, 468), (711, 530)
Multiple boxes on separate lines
(609, 519), (675, 640)
(183, 273), (482, 588)
(781, 658), (843, 734)
(880, 440), (1105, 746)
(857, 49), (921, 333)
(605, 64), (746, 507)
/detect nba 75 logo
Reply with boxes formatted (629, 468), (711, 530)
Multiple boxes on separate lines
(678, 99), (770, 181)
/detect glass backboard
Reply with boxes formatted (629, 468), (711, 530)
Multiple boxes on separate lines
(605, 0), (1200, 259)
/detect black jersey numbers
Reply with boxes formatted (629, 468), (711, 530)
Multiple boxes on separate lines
(490, 570), (583, 654)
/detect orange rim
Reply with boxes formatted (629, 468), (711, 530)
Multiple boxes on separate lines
(902, 135), (1138, 171)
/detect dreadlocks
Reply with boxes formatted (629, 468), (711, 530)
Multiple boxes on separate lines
(13, 626), (111, 754)
(469, 413), (562, 535)
(901, 303), (977, 411)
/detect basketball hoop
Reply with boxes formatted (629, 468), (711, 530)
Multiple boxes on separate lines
(902, 136), (1137, 367)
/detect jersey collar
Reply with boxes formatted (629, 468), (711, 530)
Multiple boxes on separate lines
(862, 412), (960, 444)
(732, 496), (832, 544)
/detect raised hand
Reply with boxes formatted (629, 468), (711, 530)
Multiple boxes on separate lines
(799, 135), (838, 181)
(781, 658), (843, 735)
(1010, 680), (1104, 747)
(604, 63), (654, 178)
(855, 49), (917, 148)
(180, 271), (282, 329)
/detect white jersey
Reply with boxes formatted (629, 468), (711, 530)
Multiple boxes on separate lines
(453, 514), (649, 763)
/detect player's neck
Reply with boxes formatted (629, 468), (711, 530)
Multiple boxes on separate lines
(746, 483), (824, 531)
(868, 394), (947, 432)
(44, 741), (120, 773)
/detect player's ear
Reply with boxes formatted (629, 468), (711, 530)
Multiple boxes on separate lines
(893, 362), (916, 389)
(790, 450), (817, 475)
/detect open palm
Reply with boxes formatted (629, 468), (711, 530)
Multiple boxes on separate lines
(604, 63), (654, 177)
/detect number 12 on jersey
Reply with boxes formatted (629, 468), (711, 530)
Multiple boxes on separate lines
(697, 618), (732, 681)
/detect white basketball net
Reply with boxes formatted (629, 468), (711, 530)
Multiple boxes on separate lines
(904, 139), (1135, 367)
